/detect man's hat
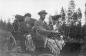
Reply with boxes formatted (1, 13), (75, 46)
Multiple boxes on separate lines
(38, 10), (47, 15)
(24, 13), (31, 17)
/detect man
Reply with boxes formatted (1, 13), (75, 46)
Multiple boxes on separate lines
(19, 13), (36, 34)
(33, 10), (56, 48)
(32, 10), (49, 48)
(13, 15), (24, 31)
(15, 13), (36, 52)
(22, 13), (36, 52)
(12, 15), (26, 52)
(32, 10), (64, 56)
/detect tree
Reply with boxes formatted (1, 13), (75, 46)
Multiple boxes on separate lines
(68, 0), (76, 20)
(68, 0), (75, 12)
(67, 9), (72, 20)
(85, 3), (86, 19)
(0, 19), (13, 32)
(0, 19), (6, 30)
(72, 12), (78, 21)
(60, 7), (65, 21)
(77, 8), (82, 20)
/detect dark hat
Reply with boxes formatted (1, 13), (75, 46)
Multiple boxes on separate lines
(38, 10), (47, 15)
(24, 13), (31, 17)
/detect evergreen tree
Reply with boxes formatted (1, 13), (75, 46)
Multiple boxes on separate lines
(85, 3), (86, 19)
(77, 8), (82, 20)
(0, 19), (7, 30)
(67, 0), (76, 24)
(67, 9), (72, 19)
(72, 12), (77, 21)
(84, 3), (86, 24)
(68, 0), (75, 12)
(0, 18), (13, 32)
(68, 0), (76, 20)
(60, 7), (65, 21)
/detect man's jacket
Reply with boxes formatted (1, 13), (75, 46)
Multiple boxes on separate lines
(32, 20), (50, 47)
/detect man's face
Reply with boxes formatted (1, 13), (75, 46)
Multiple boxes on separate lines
(40, 14), (46, 20)
(25, 16), (31, 22)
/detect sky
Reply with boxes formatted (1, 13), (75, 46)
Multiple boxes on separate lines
(0, 0), (86, 22)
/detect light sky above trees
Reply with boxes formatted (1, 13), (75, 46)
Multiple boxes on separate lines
(0, 0), (86, 22)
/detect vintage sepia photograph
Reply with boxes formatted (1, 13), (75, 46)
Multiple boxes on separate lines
(0, 0), (86, 56)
